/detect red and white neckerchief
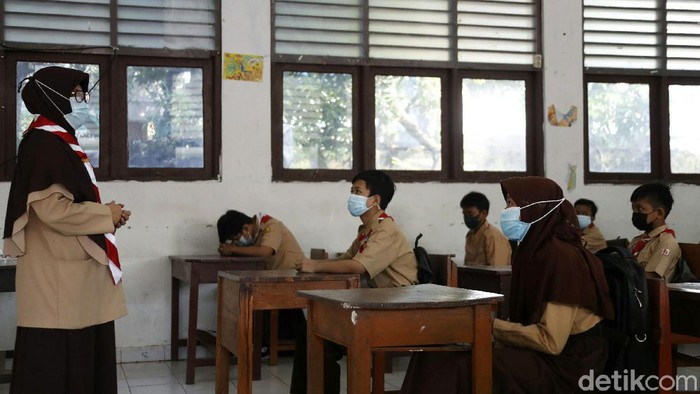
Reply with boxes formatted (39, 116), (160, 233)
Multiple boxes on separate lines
(27, 115), (122, 285)
(630, 227), (676, 257)
(357, 212), (393, 254)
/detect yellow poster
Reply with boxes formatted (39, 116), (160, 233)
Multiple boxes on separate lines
(224, 53), (263, 82)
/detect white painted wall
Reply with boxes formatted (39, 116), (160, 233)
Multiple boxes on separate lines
(0, 0), (698, 353)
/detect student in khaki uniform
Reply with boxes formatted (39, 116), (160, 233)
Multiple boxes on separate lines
(461, 191), (512, 266)
(401, 177), (614, 394)
(628, 183), (681, 282)
(217, 210), (304, 270)
(574, 198), (607, 254)
(290, 170), (418, 394)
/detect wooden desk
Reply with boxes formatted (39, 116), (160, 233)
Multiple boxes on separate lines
(170, 255), (268, 384)
(0, 261), (16, 384)
(215, 270), (360, 394)
(458, 265), (511, 319)
(668, 283), (700, 336)
(299, 284), (503, 394)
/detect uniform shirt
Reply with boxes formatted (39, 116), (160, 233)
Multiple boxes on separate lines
(254, 215), (304, 270)
(4, 184), (127, 329)
(337, 211), (418, 288)
(465, 220), (512, 266)
(581, 224), (606, 254)
(493, 302), (602, 355)
(628, 224), (681, 282)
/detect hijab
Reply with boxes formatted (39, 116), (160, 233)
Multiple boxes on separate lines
(500, 176), (614, 325)
(3, 67), (105, 253)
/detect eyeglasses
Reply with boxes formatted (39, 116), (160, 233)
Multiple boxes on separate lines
(71, 91), (90, 103)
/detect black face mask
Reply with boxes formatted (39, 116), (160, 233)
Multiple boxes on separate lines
(464, 214), (480, 230)
(632, 211), (654, 233)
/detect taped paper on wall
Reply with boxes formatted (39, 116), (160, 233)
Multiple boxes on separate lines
(224, 53), (263, 82)
(548, 105), (578, 127)
(567, 163), (577, 192)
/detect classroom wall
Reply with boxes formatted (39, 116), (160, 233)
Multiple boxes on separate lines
(0, 0), (698, 354)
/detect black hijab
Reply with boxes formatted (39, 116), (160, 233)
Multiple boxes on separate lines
(501, 177), (614, 325)
(4, 67), (105, 251)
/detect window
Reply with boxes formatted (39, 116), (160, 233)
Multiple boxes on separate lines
(272, 0), (543, 182)
(583, 0), (700, 184)
(1, 0), (220, 181)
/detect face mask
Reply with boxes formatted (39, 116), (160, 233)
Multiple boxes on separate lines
(464, 214), (480, 230)
(64, 97), (90, 130)
(348, 194), (370, 217)
(499, 198), (565, 242)
(632, 212), (654, 233)
(236, 234), (254, 246)
(577, 215), (592, 230)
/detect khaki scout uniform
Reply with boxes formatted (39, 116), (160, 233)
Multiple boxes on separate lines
(3, 184), (127, 329)
(629, 224), (681, 282)
(465, 220), (512, 266)
(254, 214), (304, 270)
(581, 224), (606, 254)
(337, 211), (418, 288)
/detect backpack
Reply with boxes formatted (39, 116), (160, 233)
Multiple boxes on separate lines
(595, 246), (656, 379)
(670, 256), (699, 283)
(414, 233), (434, 284)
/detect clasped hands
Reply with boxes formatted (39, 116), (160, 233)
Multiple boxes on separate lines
(106, 201), (131, 230)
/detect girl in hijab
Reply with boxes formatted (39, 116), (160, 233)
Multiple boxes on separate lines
(400, 176), (614, 393)
(3, 66), (131, 394)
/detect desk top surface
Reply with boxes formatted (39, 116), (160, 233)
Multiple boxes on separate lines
(458, 265), (512, 274)
(298, 283), (503, 309)
(170, 255), (268, 264)
(668, 282), (700, 294)
(219, 270), (360, 284)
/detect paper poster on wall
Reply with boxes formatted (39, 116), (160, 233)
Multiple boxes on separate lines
(567, 163), (577, 192)
(547, 104), (578, 127)
(224, 53), (263, 82)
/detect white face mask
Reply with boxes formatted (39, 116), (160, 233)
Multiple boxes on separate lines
(64, 97), (90, 130)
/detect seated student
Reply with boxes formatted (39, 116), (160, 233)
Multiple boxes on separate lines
(401, 176), (614, 394)
(574, 198), (607, 254)
(628, 183), (681, 282)
(290, 170), (418, 394)
(217, 210), (303, 270)
(461, 191), (512, 266)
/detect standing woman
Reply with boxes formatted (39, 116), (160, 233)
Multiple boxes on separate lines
(401, 176), (614, 393)
(3, 66), (131, 394)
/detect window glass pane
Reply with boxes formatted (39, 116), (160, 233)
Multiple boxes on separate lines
(16, 62), (101, 167)
(282, 71), (353, 169)
(127, 66), (204, 168)
(375, 75), (441, 171)
(462, 79), (526, 171)
(669, 85), (700, 173)
(587, 82), (650, 173)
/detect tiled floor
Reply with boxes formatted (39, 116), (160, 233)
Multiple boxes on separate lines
(0, 354), (409, 394)
(3, 355), (700, 393)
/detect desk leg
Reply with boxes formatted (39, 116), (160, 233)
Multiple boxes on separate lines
(253, 311), (262, 381)
(237, 286), (253, 394)
(471, 304), (493, 394)
(307, 307), (324, 394)
(171, 276), (180, 361)
(346, 332), (371, 393)
(215, 277), (230, 394)
(185, 271), (200, 385)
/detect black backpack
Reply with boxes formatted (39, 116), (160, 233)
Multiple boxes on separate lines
(595, 246), (656, 379)
(414, 233), (434, 284)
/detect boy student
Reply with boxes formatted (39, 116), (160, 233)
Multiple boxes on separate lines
(574, 198), (607, 254)
(461, 191), (512, 266)
(628, 183), (681, 282)
(217, 210), (304, 270)
(291, 170), (418, 393)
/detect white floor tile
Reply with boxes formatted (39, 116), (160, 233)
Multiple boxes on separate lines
(129, 382), (186, 394)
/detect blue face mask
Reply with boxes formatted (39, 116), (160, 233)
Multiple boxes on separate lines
(64, 97), (90, 130)
(236, 234), (253, 246)
(577, 215), (592, 230)
(347, 194), (370, 217)
(499, 198), (566, 242)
